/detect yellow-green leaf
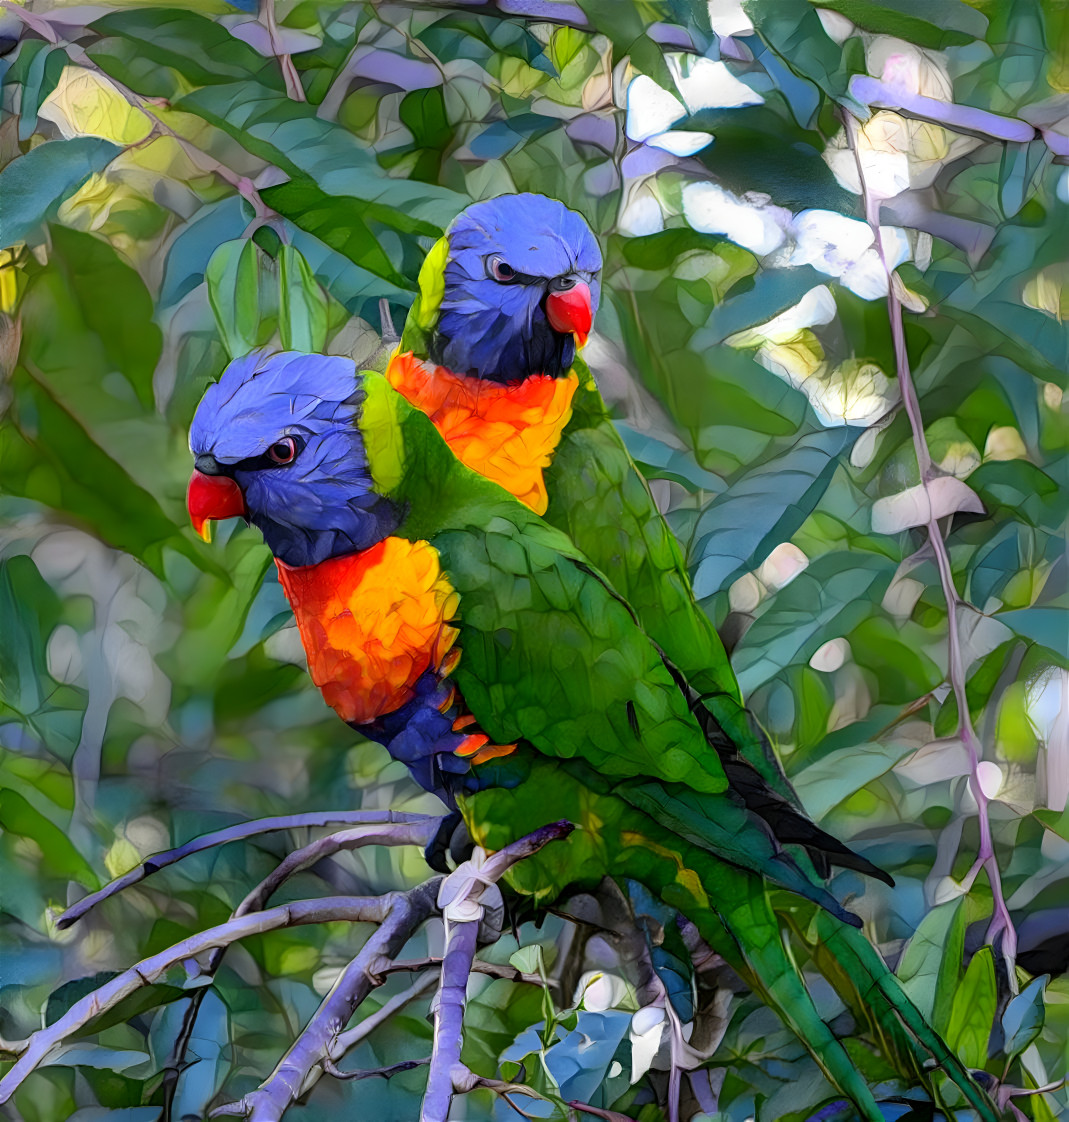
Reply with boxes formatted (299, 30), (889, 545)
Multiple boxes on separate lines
(945, 946), (996, 1069)
(278, 244), (328, 353)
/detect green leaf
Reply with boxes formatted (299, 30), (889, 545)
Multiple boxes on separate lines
(999, 138), (1054, 218)
(791, 740), (917, 821)
(48, 226), (162, 408)
(159, 196), (249, 307)
(205, 238), (269, 358)
(1001, 974), (1048, 1057)
(808, 0), (983, 49)
(0, 368), (180, 575)
(278, 245), (329, 352)
(88, 7), (284, 96)
(690, 428), (855, 597)
(897, 898), (966, 1030)
(993, 609), (1069, 658)
(548, 26), (587, 74)
(5, 41), (68, 142)
(945, 947), (996, 1069)
(0, 556), (62, 720)
(0, 789), (98, 889)
(1034, 805), (1069, 842)
(509, 945), (544, 975)
(0, 138), (121, 250)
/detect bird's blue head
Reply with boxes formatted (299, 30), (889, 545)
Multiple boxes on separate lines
(187, 351), (400, 568)
(428, 193), (602, 383)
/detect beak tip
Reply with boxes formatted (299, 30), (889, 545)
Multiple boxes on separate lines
(186, 467), (245, 544)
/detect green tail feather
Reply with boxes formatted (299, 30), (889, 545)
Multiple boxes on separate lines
(669, 860), (887, 1122)
(818, 917), (998, 1120)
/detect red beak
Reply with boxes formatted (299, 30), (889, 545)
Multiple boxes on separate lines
(546, 282), (593, 348)
(187, 469), (246, 543)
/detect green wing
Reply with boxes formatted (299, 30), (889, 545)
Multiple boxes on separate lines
(432, 512), (867, 926)
(544, 362), (796, 799)
(435, 513), (729, 796)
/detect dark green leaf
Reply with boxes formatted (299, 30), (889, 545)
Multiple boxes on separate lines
(0, 789), (97, 888)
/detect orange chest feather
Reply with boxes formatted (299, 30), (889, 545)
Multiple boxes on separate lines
(275, 537), (460, 725)
(386, 350), (578, 515)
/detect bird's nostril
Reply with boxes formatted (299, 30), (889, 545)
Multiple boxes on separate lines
(195, 453), (225, 476)
(552, 275), (577, 292)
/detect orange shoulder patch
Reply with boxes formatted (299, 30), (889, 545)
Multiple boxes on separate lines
(276, 537), (460, 725)
(387, 350), (578, 514)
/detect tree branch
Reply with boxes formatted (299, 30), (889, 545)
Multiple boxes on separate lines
(845, 112), (1018, 976)
(569, 1103), (638, 1122)
(331, 970), (440, 1057)
(421, 820), (575, 1122)
(161, 816), (441, 1114)
(0, 895), (394, 1104)
(324, 1056), (430, 1081)
(258, 0), (306, 102)
(58, 811), (437, 929)
(212, 878), (443, 1121)
(383, 957), (543, 986)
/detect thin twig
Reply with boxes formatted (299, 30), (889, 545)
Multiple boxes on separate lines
(1, 3), (278, 226)
(568, 1103), (638, 1122)
(0, 895), (393, 1103)
(845, 113), (1018, 975)
(383, 957), (543, 985)
(421, 820), (575, 1122)
(258, 0), (306, 102)
(161, 817), (440, 1114)
(212, 879), (442, 1121)
(332, 969), (439, 1056)
(324, 1056), (430, 1081)
(58, 811), (436, 929)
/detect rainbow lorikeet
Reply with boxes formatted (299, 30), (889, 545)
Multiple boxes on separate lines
(385, 193), (832, 869)
(186, 352), (996, 1122)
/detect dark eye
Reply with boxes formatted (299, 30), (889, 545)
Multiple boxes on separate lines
(267, 437), (297, 465)
(488, 256), (517, 283)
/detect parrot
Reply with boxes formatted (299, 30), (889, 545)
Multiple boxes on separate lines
(385, 193), (841, 875)
(185, 351), (998, 1122)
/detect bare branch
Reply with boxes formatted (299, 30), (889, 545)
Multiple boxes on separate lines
(422, 918), (480, 1122)
(421, 820), (575, 1122)
(258, 0), (306, 102)
(0, 895), (394, 1105)
(160, 816), (441, 1110)
(58, 811), (437, 929)
(214, 878), (442, 1121)
(324, 1056), (430, 1081)
(845, 113), (1018, 976)
(383, 957), (543, 986)
(233, 819), (442, 921)
(332, 969), (439, 1056)
(849, 75), (1036, 144)
(568, 1103), (638, 1122)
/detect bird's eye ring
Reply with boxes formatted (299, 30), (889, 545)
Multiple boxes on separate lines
(488, 256), (517, 283)
(267, 437), (298, 465)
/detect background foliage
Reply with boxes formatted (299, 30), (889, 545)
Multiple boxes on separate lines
(0, 0), (1066, 1119)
